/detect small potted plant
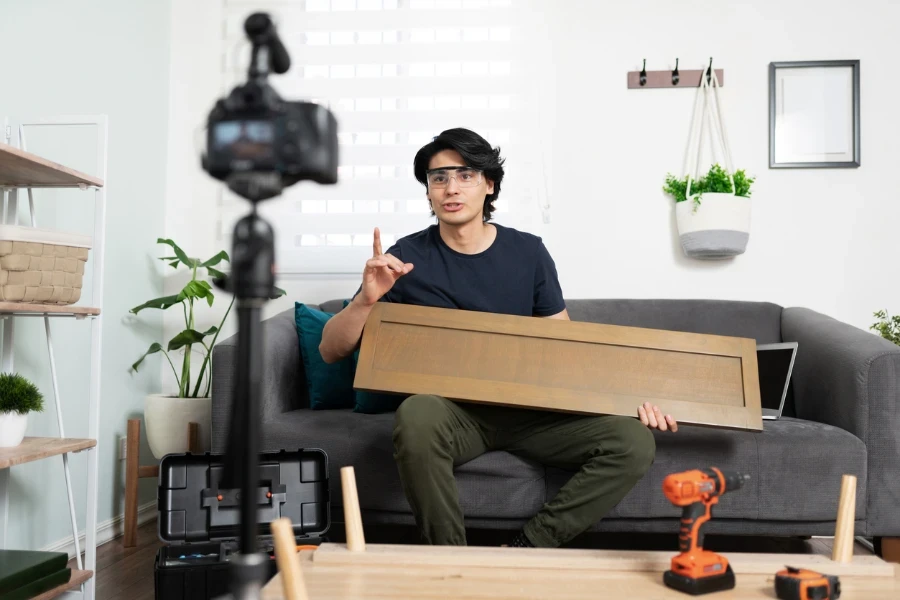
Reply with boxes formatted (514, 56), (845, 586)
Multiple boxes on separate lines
(0, 373), (44, 447)
(129, 238), (285, 459)
(870, 310), (900, 346)
(663, 163), (755, 259)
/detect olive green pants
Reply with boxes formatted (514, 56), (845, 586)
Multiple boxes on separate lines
(391, 394), (656, 548)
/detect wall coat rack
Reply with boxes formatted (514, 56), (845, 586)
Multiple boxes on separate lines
(628, 58), (725, 89)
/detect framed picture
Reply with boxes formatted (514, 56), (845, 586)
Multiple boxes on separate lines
(769, 60), (860, 168)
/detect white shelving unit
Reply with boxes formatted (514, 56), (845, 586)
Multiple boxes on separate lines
(0, 115), (107, 600)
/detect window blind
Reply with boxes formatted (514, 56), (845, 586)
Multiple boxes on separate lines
(219, 0), (540, 274)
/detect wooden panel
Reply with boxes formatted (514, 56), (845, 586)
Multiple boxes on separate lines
(74, 518), (895, 600)
(355, 304), (763, 430)
(32, 569), (93, 600)
(0, 436), (95, 469)
(263, 548), (900, 600)
(0, 143), (104, 188)
(312, 542), (896, 577)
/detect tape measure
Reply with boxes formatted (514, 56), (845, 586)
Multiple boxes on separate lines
(775, 566), (841, 600)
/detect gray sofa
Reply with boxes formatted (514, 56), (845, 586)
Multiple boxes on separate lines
(210, 299), (900, 545)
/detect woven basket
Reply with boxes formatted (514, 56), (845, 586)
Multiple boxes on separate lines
(0, 225), (91, 305)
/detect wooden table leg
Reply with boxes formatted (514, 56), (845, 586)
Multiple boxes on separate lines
(341, 466), (366, 552)
(124, 419), (140, 548)
(882, 537), (900, 563)
(831, 474), (857, 563)
(124, 419), (202, 548)
(271, 517), (310, 600)
(188, 421), (200, 454)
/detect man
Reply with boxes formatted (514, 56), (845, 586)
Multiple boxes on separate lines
(320, 128), (677, 549)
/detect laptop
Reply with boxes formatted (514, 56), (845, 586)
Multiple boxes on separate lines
(756, 342), (798, 420)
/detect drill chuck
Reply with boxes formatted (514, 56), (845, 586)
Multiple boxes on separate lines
(715, 469), (751, 494)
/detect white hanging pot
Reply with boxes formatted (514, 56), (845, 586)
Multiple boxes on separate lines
(673, 67), (751, 259)
(0, 411), (28, 447)
(144, 394), (211, 460)
(676, 193), (751, 259)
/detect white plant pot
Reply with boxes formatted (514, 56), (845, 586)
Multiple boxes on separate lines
(0, 411), (28, 447)
(144, 394), (211, 460)
(675, 193), (751, 259)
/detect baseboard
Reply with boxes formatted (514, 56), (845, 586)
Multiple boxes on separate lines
(41, 500), (157, 559)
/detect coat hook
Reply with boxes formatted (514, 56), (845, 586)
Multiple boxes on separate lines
(672, 58), (680, 85)
(707, 57), (713, 83)
(640, 59), (647, 86)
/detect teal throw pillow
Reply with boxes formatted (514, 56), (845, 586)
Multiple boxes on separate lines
(295, 302), (355, 410)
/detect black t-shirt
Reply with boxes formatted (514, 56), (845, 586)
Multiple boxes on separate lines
(354, 223), (566, 317)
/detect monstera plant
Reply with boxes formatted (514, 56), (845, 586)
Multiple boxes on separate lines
(130, 238), (285, 458)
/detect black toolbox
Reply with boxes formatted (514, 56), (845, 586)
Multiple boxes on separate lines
(153, 449), (330, 600)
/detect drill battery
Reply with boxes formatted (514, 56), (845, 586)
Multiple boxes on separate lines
(775, 566), (841, 600)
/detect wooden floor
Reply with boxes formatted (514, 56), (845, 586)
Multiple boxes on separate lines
(78, 519), (876, 600)
(75, 520), (161, 600)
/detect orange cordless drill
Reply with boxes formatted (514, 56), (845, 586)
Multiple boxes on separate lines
(662, 467), (750, 595)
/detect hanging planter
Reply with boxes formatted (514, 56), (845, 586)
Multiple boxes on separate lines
(663, 68), (755, 259)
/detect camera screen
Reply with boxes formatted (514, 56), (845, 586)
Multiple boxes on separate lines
(212, 120), (275, 161)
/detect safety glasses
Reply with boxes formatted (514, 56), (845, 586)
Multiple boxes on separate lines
(425, 166), (484, 188)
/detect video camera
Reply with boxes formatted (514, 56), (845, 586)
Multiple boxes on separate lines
(203, 12), (339, 202)
(200, 12), (339, 600)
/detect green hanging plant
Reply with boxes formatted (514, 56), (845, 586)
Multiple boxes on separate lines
(663, 164), (755, 210)
(129, 238), (286, 398)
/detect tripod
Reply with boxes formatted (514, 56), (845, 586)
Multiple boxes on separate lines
(202, 12), (338, 597)
(214, 176), (280, 600)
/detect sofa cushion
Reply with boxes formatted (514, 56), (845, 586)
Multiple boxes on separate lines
(262, 410), (865, 525)
(546, 417), (867, 522)
(261, 408), (546, 520)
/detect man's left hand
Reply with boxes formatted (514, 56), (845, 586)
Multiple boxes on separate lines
(638, 402), (678, 432)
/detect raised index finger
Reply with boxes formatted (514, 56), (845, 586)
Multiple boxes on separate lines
(373, 227), (383, 256)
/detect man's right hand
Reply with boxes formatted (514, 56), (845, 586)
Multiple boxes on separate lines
(355, 227), (414, 307)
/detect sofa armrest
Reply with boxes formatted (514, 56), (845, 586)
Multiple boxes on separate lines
(210, 308), (304, 454)
(782, 307), (900, 535)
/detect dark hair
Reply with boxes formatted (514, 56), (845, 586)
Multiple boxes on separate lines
(413, 128), (505, 221)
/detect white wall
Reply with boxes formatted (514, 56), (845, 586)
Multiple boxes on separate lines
(535, 0), (899, 332)
(0, 0), (170, 551)
(164, 0), (900, 353)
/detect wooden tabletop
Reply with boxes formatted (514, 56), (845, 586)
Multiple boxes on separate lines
(262, 547), (899, 600)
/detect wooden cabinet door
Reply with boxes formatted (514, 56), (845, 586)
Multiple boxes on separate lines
(355, 303), (763, 431)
